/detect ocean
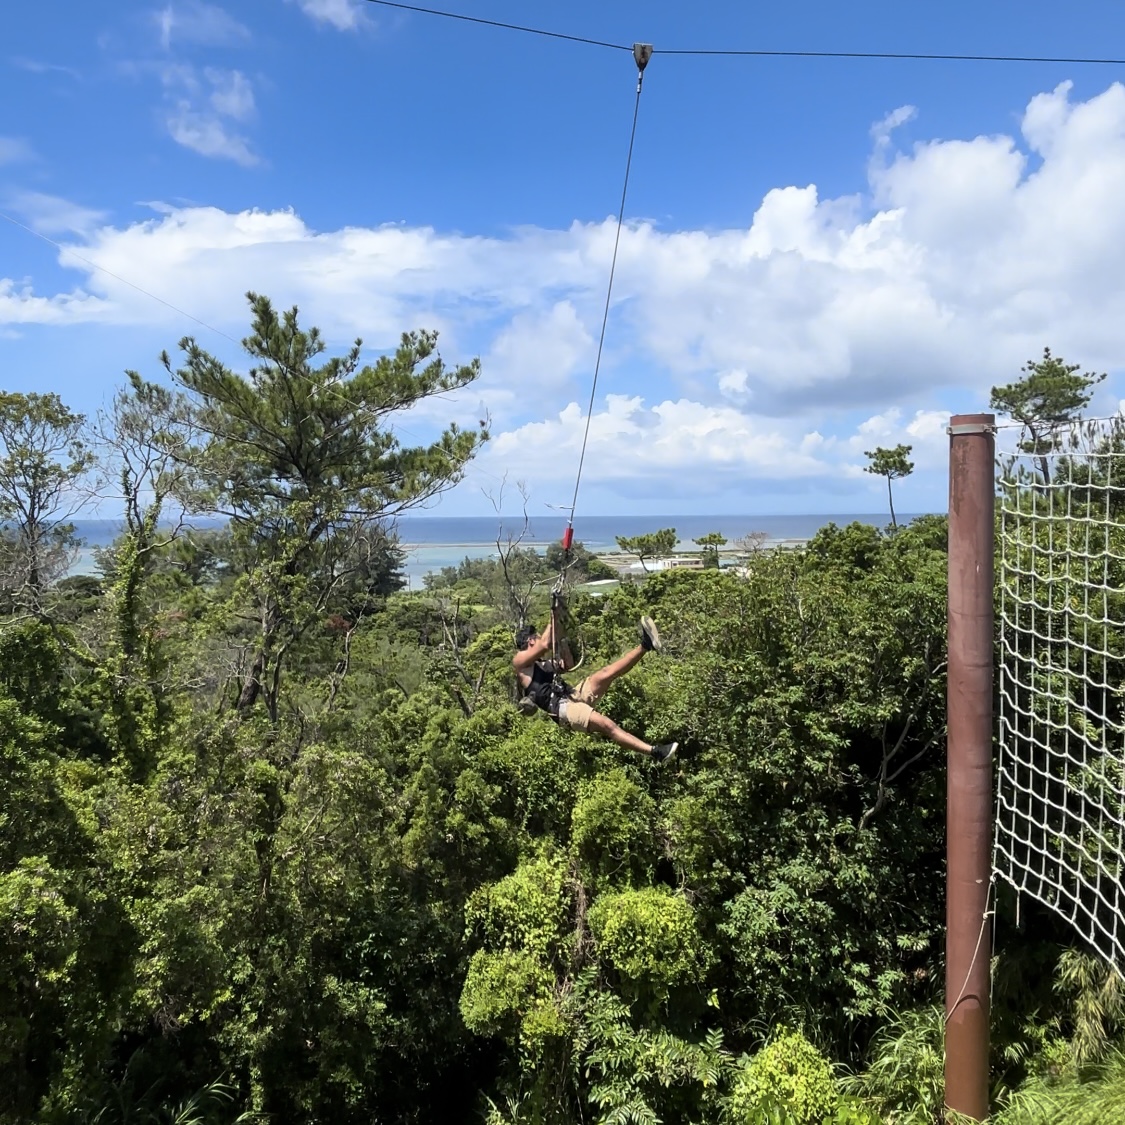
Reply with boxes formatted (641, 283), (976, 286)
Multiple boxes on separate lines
(69, 513), (927, 588)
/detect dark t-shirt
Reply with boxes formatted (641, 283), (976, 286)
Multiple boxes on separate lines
(525, 660), (568, 713)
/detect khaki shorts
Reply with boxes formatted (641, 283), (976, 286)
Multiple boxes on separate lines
(556, 678), (598, 732)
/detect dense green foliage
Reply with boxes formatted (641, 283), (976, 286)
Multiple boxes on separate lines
(3, 333), (1124, 1124)
(0, 500), (956, 1122)
(0, 508), (994, 1124)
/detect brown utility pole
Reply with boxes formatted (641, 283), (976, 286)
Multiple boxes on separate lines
(945, 413), (996, 1121)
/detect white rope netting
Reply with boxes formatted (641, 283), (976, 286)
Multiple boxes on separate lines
(995, 417), (1125, 972)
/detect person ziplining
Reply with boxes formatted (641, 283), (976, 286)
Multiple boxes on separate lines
(513, 609), (678, 763)
(510, 45), (679, 762)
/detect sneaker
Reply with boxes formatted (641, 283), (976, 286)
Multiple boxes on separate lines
(639, 616), (663, 653)
(650, 741), (677, 763)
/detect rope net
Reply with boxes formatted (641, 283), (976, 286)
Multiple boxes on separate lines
(995, 416), (1125, 972)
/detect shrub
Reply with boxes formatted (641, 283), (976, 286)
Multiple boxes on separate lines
(727, 1029), (840, 1125)
(588, 887), (709, 1002)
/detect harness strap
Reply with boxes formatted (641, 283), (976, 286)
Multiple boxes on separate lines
(549, 589), (563, 664)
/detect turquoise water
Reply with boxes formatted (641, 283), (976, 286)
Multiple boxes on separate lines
(70, 513), (926, 587)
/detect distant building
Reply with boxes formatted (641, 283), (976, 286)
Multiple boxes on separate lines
(627, 556), (705, 573)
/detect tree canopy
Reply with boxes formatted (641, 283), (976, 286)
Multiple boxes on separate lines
(615, 528), (677, 572)
(693, 530), (727, 568)
(990, 347), (1107, 482)
(0, 337), (1120, 1125)
(154, 293), (486, 720)
(864, 444), (914, 528)
(0, 391), (92, 611)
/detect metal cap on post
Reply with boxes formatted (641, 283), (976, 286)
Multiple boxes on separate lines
(945, 412), (996, 1122)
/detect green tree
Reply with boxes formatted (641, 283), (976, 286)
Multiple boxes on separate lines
(864, 444), (914, 529)
(990, 347), (1107, 483)
(5, 388), (1106, 1125)
(154, 293), (486, 722)
(693, 531), (727, 569)
(0, 392), (92, 612)
(544, 539), (615, 583)
(424, 546), (545, 624)
(615, 528), (677, 573)
(93, 374), (195, 660)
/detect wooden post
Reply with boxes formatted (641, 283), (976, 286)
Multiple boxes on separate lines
(945, 413), (995, 1120)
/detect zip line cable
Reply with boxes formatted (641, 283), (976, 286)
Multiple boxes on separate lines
(359, 0), (1125, 66)
(561, 44), (651, 557)
(0, 209), (240, 346)
(6, 5), (1119, 405)
(660, 47), (1125, 64)
(360, 0), (628, 51)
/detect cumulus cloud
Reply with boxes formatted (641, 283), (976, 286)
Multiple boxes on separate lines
(487, 395), (834, 483)
(5, 80), (1125, 508)
(482, 301), (594, 408)
(0, 279), (106, 325)
(288, 0), (370, 32)
(468, 395), (950, 507)
(847, 407), (951, 471)
(718, 369), (751, 401)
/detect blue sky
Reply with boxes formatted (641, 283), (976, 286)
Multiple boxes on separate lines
(4, 1), (1125, 520)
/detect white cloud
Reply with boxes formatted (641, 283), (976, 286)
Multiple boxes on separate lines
(847, 407), (951, 472)
(289, 0), (369, 32)
(904, 409), (953, 446)
(0, 279), (106, 325)
(482, 301), (593, 407)
(871, 104), (917, 148)
(471, 394), (935, 505)
(155, 2), (251, 49)
(161, 66), (258, 164)
(166, 106), (257, 165)
(482, 395), (831, 495)
(9, 58), (80, 78)
(130, 7), (258, 165)
(5, 80), (1125, 509)
(205, 67), (254, 120)
(9, 191), (108, 235)
(0, 136), (35, 166)
(718, 369), (750, 401)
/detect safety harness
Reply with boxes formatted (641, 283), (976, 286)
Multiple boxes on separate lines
(517, 582), (581, 721)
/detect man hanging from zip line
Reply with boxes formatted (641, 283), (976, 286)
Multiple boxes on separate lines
(513, 610), (678, 763)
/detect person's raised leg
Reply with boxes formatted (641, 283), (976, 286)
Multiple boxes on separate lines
(585, 621), (661, 697)
(581, 614), (665, 699)
(583, 645), (645, 700)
